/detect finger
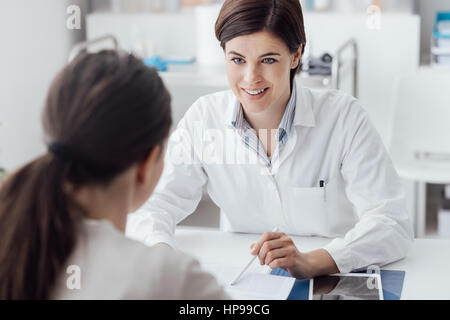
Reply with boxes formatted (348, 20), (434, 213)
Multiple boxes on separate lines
(250, 234), (269, 257)
(252, 232), (287, 259)
(264, 247), (292, 266)
(255, 231), (285, 251)
(250, 243), (257, 255)
(268, 257), (292, 270)
(257, 234), (293, 263)
(258, 239), (286, 265)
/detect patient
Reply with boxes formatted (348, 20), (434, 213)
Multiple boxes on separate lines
(0, 51), (229, 299)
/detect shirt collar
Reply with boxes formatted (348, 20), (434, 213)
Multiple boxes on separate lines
(229, 98), (242, 129)
(293, 83), (316, 128)
(278, 82), (296, 140)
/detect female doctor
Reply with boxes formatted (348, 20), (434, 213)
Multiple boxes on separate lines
(127, 0), (413, 279)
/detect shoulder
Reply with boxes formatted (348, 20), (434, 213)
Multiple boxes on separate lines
(67, 221), (208, 298)
(96, 226), (197, 276)
(301, 86), (369, 127)
(303, 86), (363, 113)
(53, 220), (224, 299)
(179, 89), (235, 129)
(137, 244), (229, 299)
(133, 244), (223, 299)
(109, 234), (227, 299)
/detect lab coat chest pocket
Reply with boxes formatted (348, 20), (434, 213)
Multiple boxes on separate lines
(285, 185), (327, 236)
(285, 176), (354, 237)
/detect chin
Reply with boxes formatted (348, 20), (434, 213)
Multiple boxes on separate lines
(240, 92), (271, 111)
(242, 102), (268, 113)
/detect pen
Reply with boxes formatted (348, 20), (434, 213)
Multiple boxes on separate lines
(230, 226), (279, 286)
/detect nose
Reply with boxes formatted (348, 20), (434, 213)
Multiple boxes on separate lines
(243, 63), (262, 85)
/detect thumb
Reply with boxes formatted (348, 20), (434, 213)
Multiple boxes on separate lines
(250, 242), (260, 255)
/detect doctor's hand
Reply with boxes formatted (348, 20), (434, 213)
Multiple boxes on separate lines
(250, 231), (339, 279)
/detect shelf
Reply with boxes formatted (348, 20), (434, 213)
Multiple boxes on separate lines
(431, 46), (450, 55)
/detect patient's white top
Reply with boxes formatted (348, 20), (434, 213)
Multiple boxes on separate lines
(51, 218), (229, 299)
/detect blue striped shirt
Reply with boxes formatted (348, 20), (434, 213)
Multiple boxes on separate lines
(229, 82), (297, 168)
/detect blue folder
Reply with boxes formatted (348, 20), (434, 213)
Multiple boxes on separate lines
(270, 268), (405, 300)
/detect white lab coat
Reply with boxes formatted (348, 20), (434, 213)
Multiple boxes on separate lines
(126, 84), (414, 274)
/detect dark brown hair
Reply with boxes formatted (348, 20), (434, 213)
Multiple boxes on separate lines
(0, 50), (172, 299)
(215, 0), (307, 88)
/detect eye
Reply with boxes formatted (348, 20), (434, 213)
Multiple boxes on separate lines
(263, 58), (277, 64)
(232, 57), (245, 64)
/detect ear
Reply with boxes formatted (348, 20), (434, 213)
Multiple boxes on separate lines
(136, 145), (161, 185)
(291, 45), (303, 69)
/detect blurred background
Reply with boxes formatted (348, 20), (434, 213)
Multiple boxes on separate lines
(0, 0), (449, 239)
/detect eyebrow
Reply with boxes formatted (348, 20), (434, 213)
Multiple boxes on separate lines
(227, 51), (281, 58)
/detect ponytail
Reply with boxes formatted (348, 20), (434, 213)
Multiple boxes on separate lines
(0, 154), (80, 299)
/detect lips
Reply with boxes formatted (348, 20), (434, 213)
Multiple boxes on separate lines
(244, 88), (268, 95)
(241, 87), (269, 100)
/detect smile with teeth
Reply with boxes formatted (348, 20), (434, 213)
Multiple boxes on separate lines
(244, 88), (268, 95)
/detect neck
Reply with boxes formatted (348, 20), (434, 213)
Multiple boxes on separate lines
(69, 171), (134, 233)
(241, 88), (291, 158)
(79, 190), (128, 233)
(243, 89), (291, 133)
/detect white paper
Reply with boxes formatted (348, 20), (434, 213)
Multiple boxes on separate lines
(202, 264), (295, 300)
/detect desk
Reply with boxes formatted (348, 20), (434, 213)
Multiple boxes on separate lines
(174, 226), (450, 300)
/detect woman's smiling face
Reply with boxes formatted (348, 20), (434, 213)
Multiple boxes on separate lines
(225, 30), (301, 115)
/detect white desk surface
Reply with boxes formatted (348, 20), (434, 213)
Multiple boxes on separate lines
(174, 226), (450, 300)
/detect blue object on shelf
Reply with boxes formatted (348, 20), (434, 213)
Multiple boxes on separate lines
(143, 56), (168, 72)
(165, 56), (196, 65)
(143, 55), (196, 71)
(433, 11), (450, 39)
(305, 0), (315, 11)
(270, 267), (405, 300)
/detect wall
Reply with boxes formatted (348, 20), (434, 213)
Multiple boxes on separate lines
(88, 12), (420, 146)
(0, 0), (85, 172)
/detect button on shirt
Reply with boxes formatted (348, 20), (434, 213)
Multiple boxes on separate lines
(126, 82), (414, 274)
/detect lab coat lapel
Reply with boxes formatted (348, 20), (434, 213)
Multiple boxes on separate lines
(276, 84), (316, 169)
